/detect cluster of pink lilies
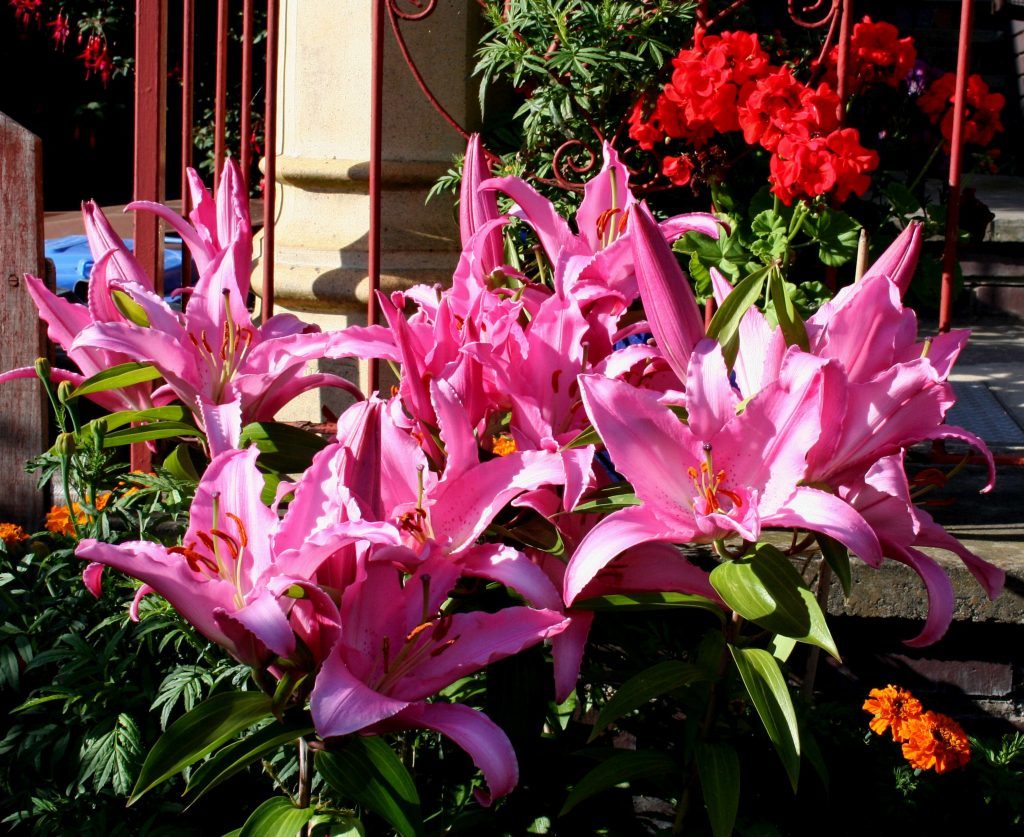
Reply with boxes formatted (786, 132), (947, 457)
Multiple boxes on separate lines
(8, 137), (1002, 803)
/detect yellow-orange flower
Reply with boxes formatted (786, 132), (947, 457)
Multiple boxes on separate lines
(0, 523), (28, 545)
(901, 710), (971, 773)
(45, 493), (112, 537)
(863, 685), (923, 741)
(491, 435), (517, 456)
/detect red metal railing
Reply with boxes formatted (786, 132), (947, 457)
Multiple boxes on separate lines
(131, 0), (996, 452)
(134, 0), (277, 314)
(132, 0), (279, 469)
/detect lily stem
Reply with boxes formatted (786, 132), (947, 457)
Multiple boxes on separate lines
(672, 611), (742, 834)
(801, 560), (833, 702)
(298, 737), (312, 836)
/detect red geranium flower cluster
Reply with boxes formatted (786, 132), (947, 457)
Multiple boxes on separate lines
(917, 72), (1005, 152)
(823, 16), (917, 94)
(628, 28), (879, 204)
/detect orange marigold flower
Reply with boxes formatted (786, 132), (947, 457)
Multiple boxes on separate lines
(491, 435), (517, 456)
(45, 493), (112, 537)
(901, 710), (971, 774)
(863, 685), (923, 741)
(0, 523), (28, 545)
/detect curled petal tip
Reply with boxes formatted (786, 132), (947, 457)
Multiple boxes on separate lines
(82, 562), (104, 598)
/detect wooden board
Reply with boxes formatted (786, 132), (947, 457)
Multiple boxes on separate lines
(0, 114), (49, 528)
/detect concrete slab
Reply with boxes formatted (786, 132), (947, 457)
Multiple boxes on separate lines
(969, 175), (1024, 243)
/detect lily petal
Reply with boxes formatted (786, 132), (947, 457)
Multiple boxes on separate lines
(388, 701), (518, 806)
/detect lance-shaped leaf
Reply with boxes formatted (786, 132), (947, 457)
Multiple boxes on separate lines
(316, 740), (422, 837)
(185, 716), (314, 803)
(729, 645), (800, 790)
(696, 741), (740, 837)
(589, 661), (707, 742)
(560, 751), (680, 816)
(237, 797), (319, 837)
(710, 543), (839, 660)
(130, 691), (273, 804)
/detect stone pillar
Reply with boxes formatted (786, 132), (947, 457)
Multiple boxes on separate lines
(256, 0), (480, 421)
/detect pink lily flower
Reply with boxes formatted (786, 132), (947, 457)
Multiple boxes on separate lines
(631, 201), (708, 385)
(70, 161), (363, 454)
(310, 551), (568, 805)
(77, 447), (399, 670)
(563, 340), (882, 604)
(841, 454), (1004, 646)
(459, 133), (504, 272)
(0, 202), (167, 412)
(481, 142), (721, 303)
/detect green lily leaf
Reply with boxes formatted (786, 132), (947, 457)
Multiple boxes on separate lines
(710, 543), (839, 660)
(817, 534), (852, 599)
(768, 267), (809, 351)
(574, 592), (725, 617)
(70, 362), (162, 399)
(696, 741), (740, 837)
(130, 691), (274, 804)
(95, 405), (191, 431)
(562, 424), (601, 450)
(163, 442), (201, 482)
(185, 717), (314, 804)
(111, 290), (152, 326)
(102, 421), (202, 447)
(705, 265), (770, 369)
(560, 751), (679, 816)
(316, 738), (422, 837)
(729, 645), (800, 790)
(572, 483), (639, 513)
(240, 422), (329, 474)
(589, 661), (707, 742)
(237, 797), (318, 837)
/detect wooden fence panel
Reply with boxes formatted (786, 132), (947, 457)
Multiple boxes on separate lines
(0, 114), (49, 528)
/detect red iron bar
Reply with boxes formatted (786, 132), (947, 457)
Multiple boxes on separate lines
(132, 0), (168, 473)
(180, 0), (195, 291)
(241, 0), (255, 185)
(262, 0), (279, 325)
(214, 0), (229, 192)
(939, 0), (976, 334)
(367, 0), (386, 395)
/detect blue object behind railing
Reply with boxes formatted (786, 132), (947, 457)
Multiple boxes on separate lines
(44, 235), (185, 299)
